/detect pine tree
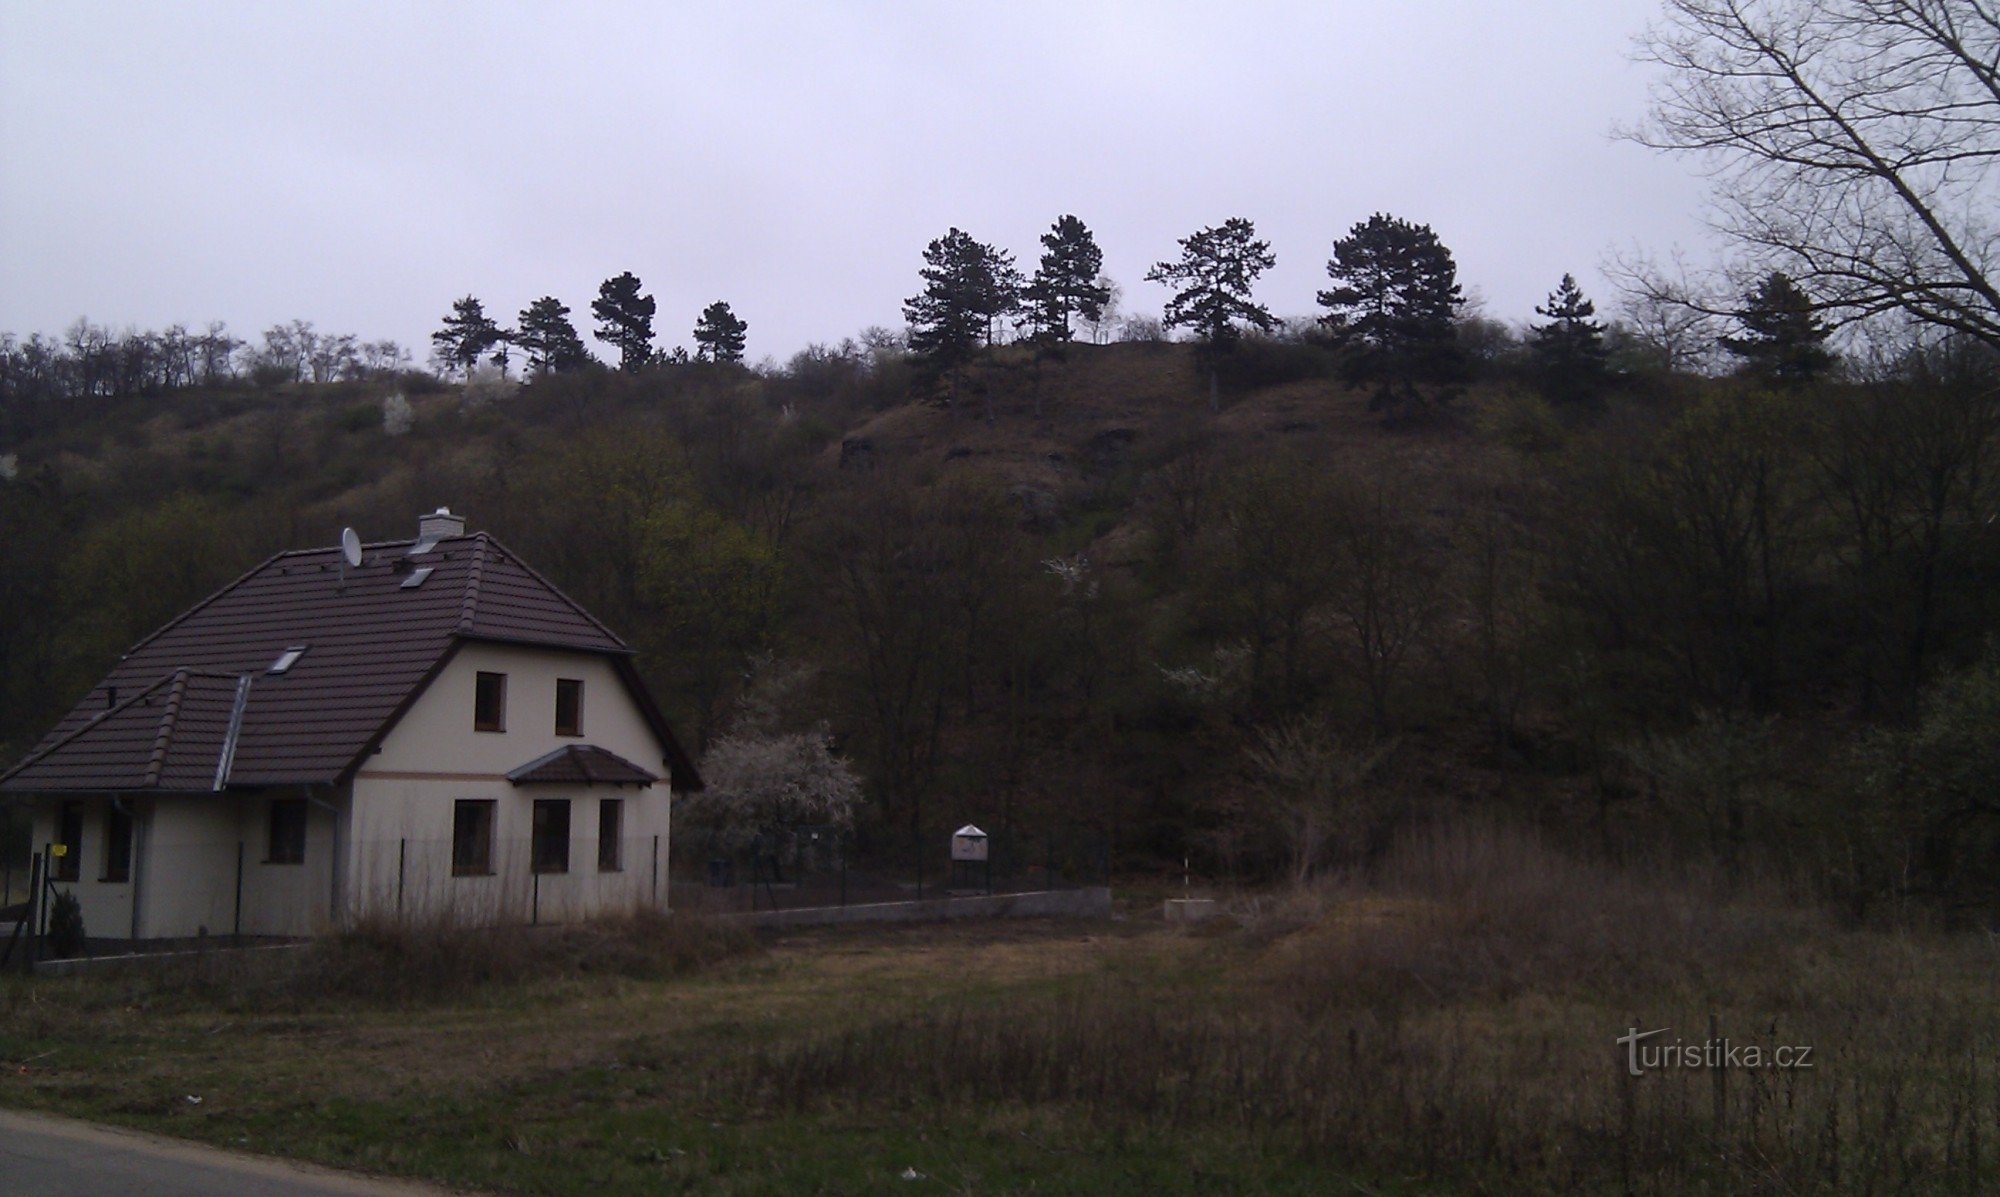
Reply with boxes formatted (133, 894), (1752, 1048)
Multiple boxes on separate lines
(514, 297), (590, 374)
(1318, 213), (1465, 419)
(430, 296), (504, 378)
(592, 271), (657, 372)
(1145, 218), (1276, 409)
(903, 228), (1019, 401)
(1022, 215), (1111, 343)
(1721, 272), (1834, 387)
(1528, 273), (1610, 409)
(1146, 218), (1276, 351)
(692, 301), (749, 363)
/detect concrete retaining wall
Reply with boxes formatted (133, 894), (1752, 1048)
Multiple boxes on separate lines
(32, 941), (308, 978)
(724, 886), (1112, 930)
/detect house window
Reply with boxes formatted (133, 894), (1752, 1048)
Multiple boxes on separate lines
(598, 798), (622, 872)
(531, 798), (570, 874)
(102, 803), (133, 883)
(474, 671), (507, 732)
(452, 800), (495, 876)
(53, 800), (82, 882)
(267, 799), (307, 864)
(555, 678), (584, 736)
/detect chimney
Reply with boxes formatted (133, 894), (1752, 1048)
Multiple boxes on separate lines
(418, 507), (466, 541)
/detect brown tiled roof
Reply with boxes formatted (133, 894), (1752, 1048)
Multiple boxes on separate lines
(1, 533), (701, 793)
(506, 744), (659, 787)
(3, 669), (246, 792)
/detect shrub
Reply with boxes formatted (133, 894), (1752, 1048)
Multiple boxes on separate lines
(46, 891), (85, 959)
(335, 402), (378, 434)
(380, 391), (414, 436)
(1215, 335), (1334, 389)
(682, 726), (864, 862)
(1473, 387), (1567, 454)
(460, 364), (517, 410)
(1260, 818), (1807, 1014)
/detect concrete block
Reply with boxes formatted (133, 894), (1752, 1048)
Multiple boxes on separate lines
(1163, 898), (1220, 923)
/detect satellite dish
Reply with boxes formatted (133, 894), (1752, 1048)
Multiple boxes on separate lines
(340, 527), (363, 569)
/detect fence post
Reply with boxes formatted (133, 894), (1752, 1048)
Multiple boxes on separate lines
(232, 841), (244, 941)
(651, 835), (659, 906)
(26, 850), (45, 969)
(1711, 1011), (1727, 1147)
(397, 838), (407, 917)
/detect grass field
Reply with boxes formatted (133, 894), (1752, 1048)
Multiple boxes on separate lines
(3, 826), (1998, 1195)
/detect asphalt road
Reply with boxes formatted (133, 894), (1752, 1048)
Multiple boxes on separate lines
(0, 1108), (471, 1196)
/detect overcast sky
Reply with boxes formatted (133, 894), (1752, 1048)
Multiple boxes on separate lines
(1, 1), (1713, 366)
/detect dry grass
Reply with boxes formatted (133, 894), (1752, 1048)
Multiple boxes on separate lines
(731, 972), (1997, 1193)
(722, 822), (2000, 1194)
(298, 908), (758, 1005)
(3, 830), (1997, 1193)
(1252, 818), (1818, 1013)
(48, 907), (759, 1013)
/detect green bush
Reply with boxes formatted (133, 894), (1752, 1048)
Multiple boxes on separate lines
(46, 891), (85, 959)
(335, 402), (378, 433)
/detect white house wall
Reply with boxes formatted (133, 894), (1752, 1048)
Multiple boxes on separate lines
(140, 798), (240, 938)
(23, 792), (342, 940)
(233, 793), (342, 938)
(350, 642), (672, 924)
(24, 798), (140, 940)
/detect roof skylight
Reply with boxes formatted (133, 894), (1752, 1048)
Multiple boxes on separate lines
(269, 646), (308, 674)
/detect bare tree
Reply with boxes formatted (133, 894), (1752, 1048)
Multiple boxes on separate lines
(1330, 477), (1447, 736)
(1243, 719), (1396, 882)
(1081, 276), (1121, 345)
(195, 322), (240, 383)
(816, 479), (1018, 849)
(1199, 458), (1346, 713)
(1809, 348), (2000, 709)
(1618, 286), (1725, 375)
(1618, 708), (1774, 879)
(307, 332), (359, 383)
(1631, 0), (2000, 348)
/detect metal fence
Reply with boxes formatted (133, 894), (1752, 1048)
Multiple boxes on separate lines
(346, 835), (668, 927)
(0, 821), (1110, 952)
(667, 824), (1110, 914)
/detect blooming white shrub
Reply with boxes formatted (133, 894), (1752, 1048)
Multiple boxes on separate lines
(683, 724), (863, 857)
(381, 392), (414, 436)
(461, 363), (517, 410)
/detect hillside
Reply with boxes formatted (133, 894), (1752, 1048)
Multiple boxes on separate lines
(4, 339), (1999, 914)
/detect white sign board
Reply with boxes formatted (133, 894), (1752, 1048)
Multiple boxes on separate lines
(951, 824), (988, 862)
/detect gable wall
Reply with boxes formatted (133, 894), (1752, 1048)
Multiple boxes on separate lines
(348, 642), (672, 923)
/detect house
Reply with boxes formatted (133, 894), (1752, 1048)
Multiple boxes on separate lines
(0, 508), (701, 940)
